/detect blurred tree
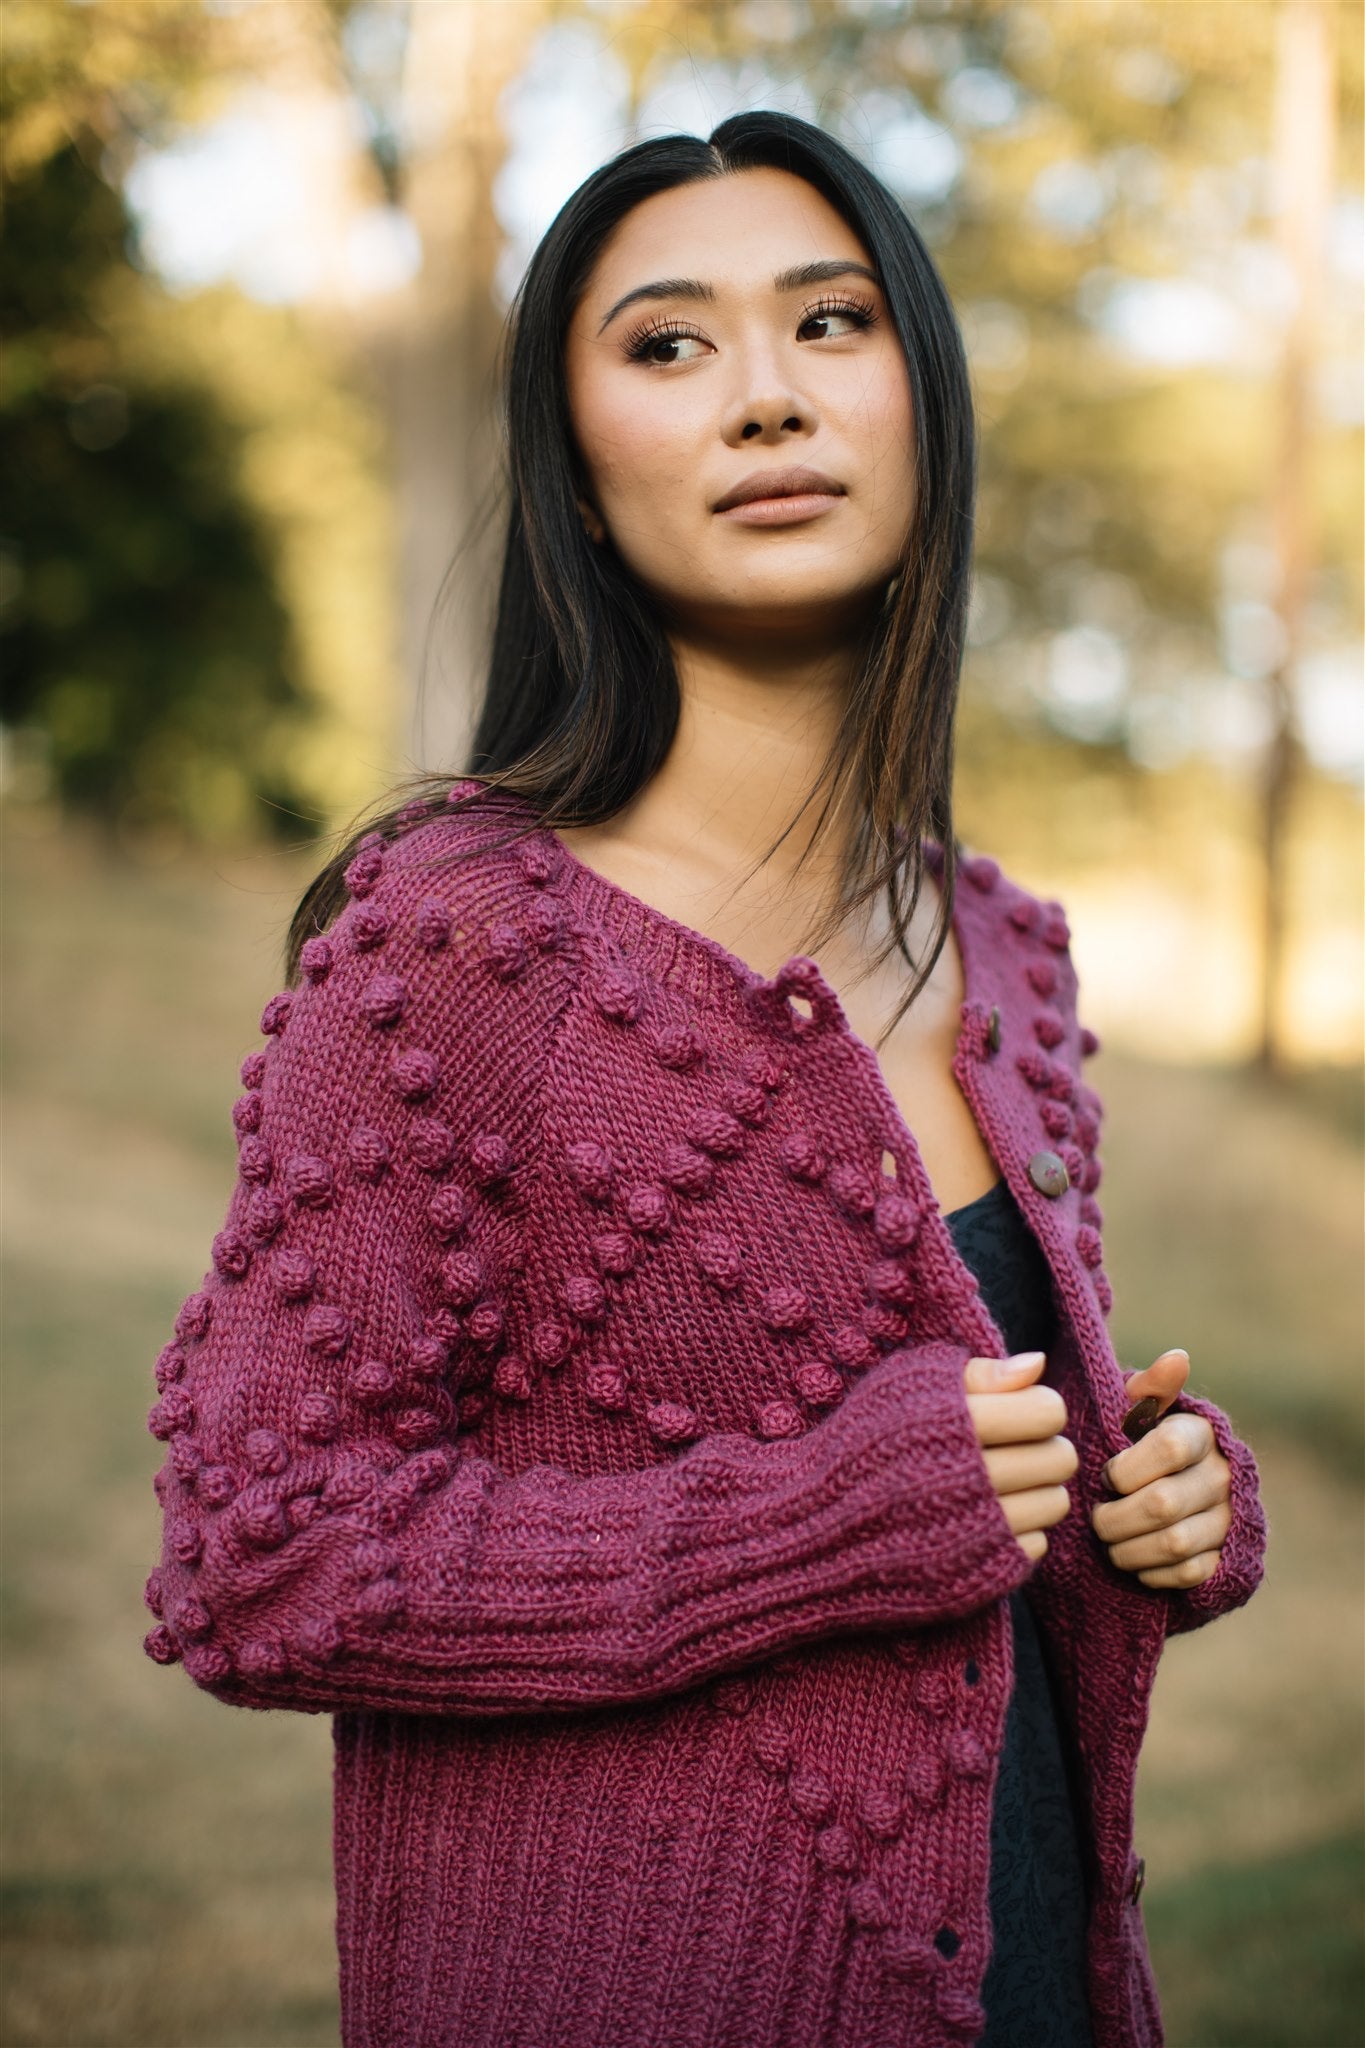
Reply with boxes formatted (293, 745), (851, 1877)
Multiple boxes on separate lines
(0, 129), (311, 842)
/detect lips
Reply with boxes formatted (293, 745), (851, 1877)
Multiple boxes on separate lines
(712, 466), (846, 513)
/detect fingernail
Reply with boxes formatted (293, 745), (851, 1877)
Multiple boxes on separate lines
(997, 1351), (1045, 1379)
(1122, 1395), (1161, 1442)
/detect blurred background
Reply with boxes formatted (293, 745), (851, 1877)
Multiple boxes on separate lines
(2, 1), (1361, 2042)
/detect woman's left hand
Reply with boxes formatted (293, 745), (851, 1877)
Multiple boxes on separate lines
(1089, 1349), (1232, 1589)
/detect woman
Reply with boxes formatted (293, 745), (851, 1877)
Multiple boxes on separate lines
(141, 113), (1266, 2048)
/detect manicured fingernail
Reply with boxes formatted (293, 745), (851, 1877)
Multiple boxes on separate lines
(997, 1351), (1045, 1379)
(1122, 1395), (1161, 1441)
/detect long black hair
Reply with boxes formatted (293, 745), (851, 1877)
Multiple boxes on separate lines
(286, 109), (977, 1048)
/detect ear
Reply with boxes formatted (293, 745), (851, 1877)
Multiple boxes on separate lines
(575, 494), (607, 546)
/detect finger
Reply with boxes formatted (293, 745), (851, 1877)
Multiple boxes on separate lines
(1091, 1459), (1224, 1543)
(1121, 1349), (1190, 1417)
(1103, 1413), (1215, 1497)
(968, 1386), (1068, 1447)
(1000, 1483), (1072, 1539)
(962, 1351), (1047, 1395)
(1016, 1529), (1049, 1563)
(1102, 1503), (1231, 1572)
(982, 1435), (1078, 1496)
(1136, 1549), (1224, 1590)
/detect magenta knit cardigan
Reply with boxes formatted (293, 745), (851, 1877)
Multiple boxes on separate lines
(141, 779), (1267, 2048)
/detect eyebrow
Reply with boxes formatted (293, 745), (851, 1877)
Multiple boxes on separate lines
(596, 258), (882, 335)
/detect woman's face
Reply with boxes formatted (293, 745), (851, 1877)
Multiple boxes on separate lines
(564, 166), (916, 647)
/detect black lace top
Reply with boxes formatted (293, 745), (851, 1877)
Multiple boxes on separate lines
(943, 1178), (1095, 2047)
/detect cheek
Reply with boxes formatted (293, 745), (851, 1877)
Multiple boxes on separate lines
(840, 356), (916, 504)
(574, 379), (697, 517)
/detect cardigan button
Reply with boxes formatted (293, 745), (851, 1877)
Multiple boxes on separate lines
(1027, 1149), (1070, 1198)
(987, 1005), (1002, 1054)
(1129, 1855), (1146, 1903)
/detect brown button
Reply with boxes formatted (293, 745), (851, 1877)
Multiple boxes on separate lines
(1027, 1149), (1070, 1198)
(987, 1005), (1002, 1054)
(1129, 1856), (1146, 1903)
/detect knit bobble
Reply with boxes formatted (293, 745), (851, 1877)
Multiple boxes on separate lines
(212, 1230), (251, 1280)
(198, 1465), (237, 1508)
(749, 1721), (793, 1776)
(351, 904), (391, 952)
(963, 855), (1000, 892)
(1080, 1025), (1102, 1057)
(242, 1499), (289, 1550)
(1015, 1050), (1050, 1090)
(591, 1230), (638, 1277)
(686, 1107), (745, 1158)
(143, 1623), (183, 1665)
(873, 1192), (919, 1252)
(829, 1161), (877, 1218)
(624, 1183), (672, 1235)
(792, 1360), (843, 1407)
(414, 898), (451, 950)
(272, 1249), (316, 1301)
(592, 963), (641, 1023)
(1095, 1271), (1114, 1313)
(847, 1879), (892, 1931)
(660, 1144), (715, 1198)
(245, 1428), (290, 1476)
(296, 1613), (345, 1664)
(391, 1048), (439, 1101)
(832, 1324), (878, 1371)
(868, 1259), (914, 1308)
(758, 1286), (813, 1333)
(154, 1342), (186, 1391)
(303, 1304), (352, 1355)
(1081, 1155), (1102, 1194)
(170, 1435), (202, 1483)
(361, 974), (407, 1028)
(517, 837), (561, 887)
(945, 1727), (990, 1778)
(1033, 1011), (1065, 1049)
(171, 1594), (213, 1643)
(260, 990), (294, 1036)
(348, 1126), (391, 1183)
(863, 1304), (909, 1348)
(238, 1636), (292, 1681)
(755, 1399), (804, 1440)
(648, 1400), (699, 1446)
(564, 1141), (614, 1203)
(1075, 1225), (1104, 1269)
(1042, 907), (1071, 950)
(439, 1249), (484, 1307)
(171, 1518), (203, 1565)
(485, 922), (530, 982)
(393, 1406), (444, 1450)
(239, 1050), (267, 1090)
(739, 1046), (787, 1092)
(724, 1078), (771, 1127)
(652, 1021), (706, 1070)
(815, 1824), (859, 1874)
(1026, 960), (1059, 998)
(780, 1130), (827, 1183)
(695, 1233), (744, 1291)
(562, 1273), (607, 1323)
(857, 1786), (905, 1841)
(174, 1291), (212, 1343)
(238, 1135), (273, 1184)
(907, 1751), (947, 1808)
(584, 1361), (629, 1412)
(788, 1763), (836, 1825)
(352, 1359), (396, 1407)
(287, 1154), (334, 1209)
(468, 1132), (515, 1187)
(1080, 1195), (1103, 1229)
(523, 900), (565, 953)
(144, 1567), (165, 1616)
(407, 1334), (448, 1380)
(298, 1391), (341, 1443)
(914, 1670), (955, 1717)
(1040, 1101), (1072, 1141)
(345, 839), (385, 899)
(427, 1186), (471, 1241)
(531, 1319), (572, 1371)
(1007, 899), (1038, 934)
(408, 1118), (456, 1173)
(493, 1354), (532, 1401)
(232, 1092), (263, 1136)
(300, 935), (333, 983)
(1058, 1141), (1085, 1184)
(183, 1643), (232, 1684)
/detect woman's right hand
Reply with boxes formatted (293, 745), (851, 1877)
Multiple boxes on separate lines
(963, 1351), (1076, 1562)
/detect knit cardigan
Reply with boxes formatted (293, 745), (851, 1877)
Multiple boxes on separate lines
(141, 779), (1267, 2048)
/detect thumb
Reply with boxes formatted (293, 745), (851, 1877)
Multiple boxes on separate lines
(1120, 1348), (1190, 1437)
(963, 1350), (1047, 1394)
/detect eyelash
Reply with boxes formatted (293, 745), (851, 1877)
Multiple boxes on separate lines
(620, 292), (880, 363)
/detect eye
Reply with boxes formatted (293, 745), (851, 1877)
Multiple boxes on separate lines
(796, 294), (879, 342)
(622, 319), (713, 366)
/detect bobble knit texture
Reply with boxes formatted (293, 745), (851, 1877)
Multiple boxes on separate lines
(142, 783), (1267, 2048)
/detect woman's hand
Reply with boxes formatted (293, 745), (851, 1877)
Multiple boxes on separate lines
(1089, 1349), (1232, 1589)
(963, 1351), (1076, 1563)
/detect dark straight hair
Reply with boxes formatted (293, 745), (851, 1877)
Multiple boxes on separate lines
(285, 109), (977, 1049)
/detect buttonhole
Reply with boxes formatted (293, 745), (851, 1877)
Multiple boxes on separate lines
(934, 1926), (960, 1960)
(964, 1659), (980, 1687)
(881, 1148), (898, 1182)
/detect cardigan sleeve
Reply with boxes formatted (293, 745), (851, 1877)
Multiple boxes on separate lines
(141, 842), (1033, 1718)
(1156, 1387), (1268, 1633)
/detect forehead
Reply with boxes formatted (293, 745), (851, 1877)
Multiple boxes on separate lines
(577, 167), (873, 311)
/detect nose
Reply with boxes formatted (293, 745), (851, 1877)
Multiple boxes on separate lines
(721, 366), (816, 447)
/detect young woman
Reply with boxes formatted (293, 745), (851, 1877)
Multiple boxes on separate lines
(142, 113), (1266, 2048)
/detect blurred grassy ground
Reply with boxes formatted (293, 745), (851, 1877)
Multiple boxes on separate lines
(3, 814), (1362, 2048)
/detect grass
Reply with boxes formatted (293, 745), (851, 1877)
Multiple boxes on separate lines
(2, 812), (1362, 2047)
